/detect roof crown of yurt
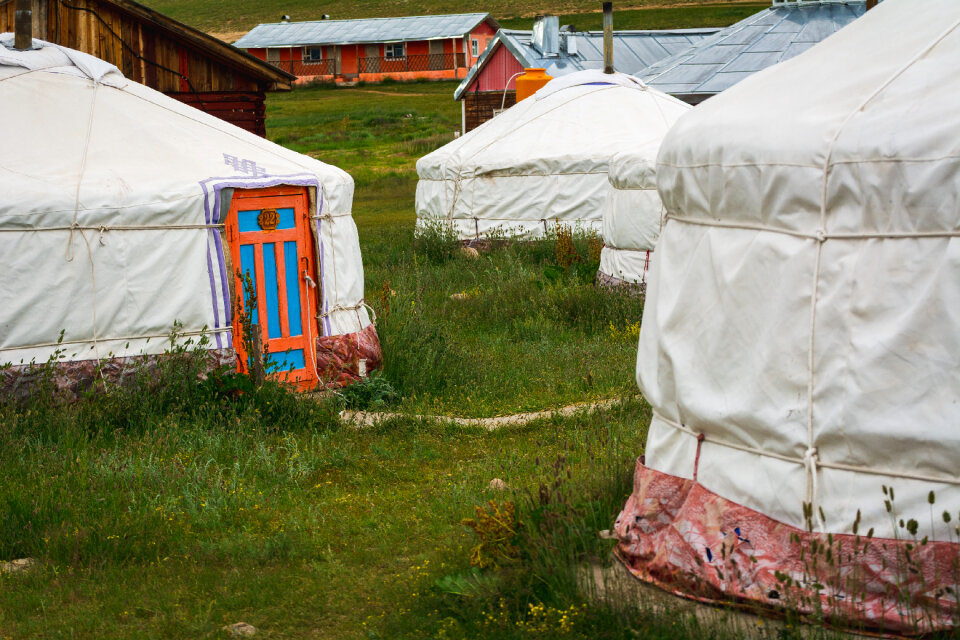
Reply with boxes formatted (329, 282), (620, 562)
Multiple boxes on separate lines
(614, 0), (960, 632)
(0, 20), (379, 396)
(415, 3), (689, 249)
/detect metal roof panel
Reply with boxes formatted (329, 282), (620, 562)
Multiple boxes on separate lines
(454, 27), (718, 98)
(724, 51), (784, 72)
(642, 2), (866, 97)
(234, 13), (492, 48)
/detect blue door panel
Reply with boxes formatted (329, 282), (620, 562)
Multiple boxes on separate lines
(237, 207), (297, 232)
(239, 244), (258, 326)
(266, 349), (306, 372)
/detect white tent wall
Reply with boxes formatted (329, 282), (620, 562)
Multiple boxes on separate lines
(639, 0), (960, 540)
(615, 0), (960, 632)
(416, 70), (690, 242)
(598, 147), (671, 285)
(0, 36), (373, 382)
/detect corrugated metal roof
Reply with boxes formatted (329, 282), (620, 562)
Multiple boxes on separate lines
(454, 27), (718, 100)
(640, 1), (865, 99)
(233, 13), (493, 48)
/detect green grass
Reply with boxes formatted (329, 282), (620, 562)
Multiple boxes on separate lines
(0, 77), (662, 639)
(139, 0), (766, 37)
(267, 81), (640, 417)
(0, 360), (656, 638)
(0, 26), (767, 637)
(497, 4), (767, 31)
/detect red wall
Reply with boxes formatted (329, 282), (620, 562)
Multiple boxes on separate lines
(466, 21), (497, 66)
(470, 42), (524, 92)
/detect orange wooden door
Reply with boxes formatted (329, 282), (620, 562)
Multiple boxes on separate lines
(226, 186), (320, 390)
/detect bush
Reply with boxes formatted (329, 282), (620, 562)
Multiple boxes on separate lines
(413, 218), (460, 265)
(337, 374), (399, 410)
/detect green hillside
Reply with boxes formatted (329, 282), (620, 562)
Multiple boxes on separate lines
(138, 0), (766, 38)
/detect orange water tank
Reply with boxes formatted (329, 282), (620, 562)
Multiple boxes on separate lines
(515, 68), (553, 102)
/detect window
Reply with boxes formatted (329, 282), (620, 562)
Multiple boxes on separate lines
(384, 43), (405, 59)
(266, 48), (281, 62)
(303, 46), (323, 62)
(471, 38), (480, 57)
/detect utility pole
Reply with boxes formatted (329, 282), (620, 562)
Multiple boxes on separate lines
(14, 0), (33, 50)
(603, 2), (614, 74)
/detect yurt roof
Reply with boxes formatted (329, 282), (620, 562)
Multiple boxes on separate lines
(657, 0), (960, 236)
(0, 34), (352, 226)
(420, 70), (690, 181)
(607, 145), (660, 191)
(0, 35), (366, 364)
(640, 1), (866, 102)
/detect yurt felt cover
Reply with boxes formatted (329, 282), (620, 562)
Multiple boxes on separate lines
(0, 35), (373, 377)
(615, 0), (960, 632)
(416, 70), (690, 241)
(598, 144), (675, 286)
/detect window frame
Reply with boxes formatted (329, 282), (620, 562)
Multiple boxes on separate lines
(384, 43), (406, 59)
(471, 38), (479, 57)
(303, 46), (324, 63)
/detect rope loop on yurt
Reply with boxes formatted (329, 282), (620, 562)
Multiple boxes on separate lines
(803, 446), (824, 532)
(61, 80), (105, 361)
(318, 301), (375, 337)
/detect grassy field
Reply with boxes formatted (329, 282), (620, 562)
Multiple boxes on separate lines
(0, 80), (670, 638)
(268, 80), (642, 417)
(139, 0), (765, 40)
(0, 368), (656, 638)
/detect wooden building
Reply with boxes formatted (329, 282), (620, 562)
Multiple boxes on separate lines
(0, 0), (294, 136)
(234, 13), (499, 84)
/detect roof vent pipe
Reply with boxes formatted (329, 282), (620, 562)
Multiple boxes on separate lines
(532, 15), (560, 57)
(603, 2), (614, 74)
(14, 0), (32, 51)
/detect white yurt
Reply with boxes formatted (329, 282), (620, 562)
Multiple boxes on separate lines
(416, 70), (690, 242)
(597, 145), (673, 287)
(615, 0), (960, 633)
(0, 35), (379, 394)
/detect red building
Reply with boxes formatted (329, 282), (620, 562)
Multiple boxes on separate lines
(234, 13), (499, 83)
(455, 18), (719, 132)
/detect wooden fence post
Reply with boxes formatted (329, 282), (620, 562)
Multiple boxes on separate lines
(250, 324), (266, 386)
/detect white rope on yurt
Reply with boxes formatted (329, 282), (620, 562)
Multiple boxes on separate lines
(652, 409), (960, 488)
(664, 214), (960, 241)
(0, 223), (226, 233)
(64, 80), (103, 363)
(0, 327), (232, 353)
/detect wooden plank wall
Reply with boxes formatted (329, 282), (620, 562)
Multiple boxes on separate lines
(168, 91), (266, 136)
(464, 90), (516, 132)
(0, 0), (269, 134)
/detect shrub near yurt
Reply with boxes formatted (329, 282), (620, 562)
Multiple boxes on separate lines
(597, 145), (676, 288)
(0, 35), (380, 396)
(615, 0), (960, 633)
(416, 70), (690, 242)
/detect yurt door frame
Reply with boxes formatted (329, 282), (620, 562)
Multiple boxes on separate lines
(226, 185), (320, 390)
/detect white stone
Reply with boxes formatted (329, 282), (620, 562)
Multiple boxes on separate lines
(0, 558), (36, 573)
(222, 622), (257, 637)
(488, 478), (508, 491)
